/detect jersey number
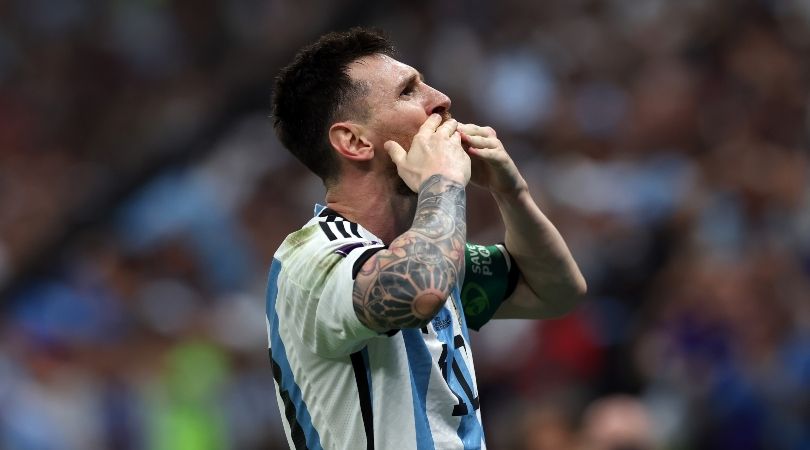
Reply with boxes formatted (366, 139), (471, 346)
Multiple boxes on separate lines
(439, 334), (480, 416)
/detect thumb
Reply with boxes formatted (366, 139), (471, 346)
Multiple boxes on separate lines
(384, 140), (406, 166)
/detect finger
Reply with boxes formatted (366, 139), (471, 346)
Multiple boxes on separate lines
(416, 114), (443, 137)
(466, 146), (500, 159)
(451, 130), (462, 145)
(463, 134), (499, 149)
(436, 118), (458, 137)
(458, 123), (495, 137)
(459, 131), (477, 148)
(457, 123), (479, 135)
(384, 140), (407, 166)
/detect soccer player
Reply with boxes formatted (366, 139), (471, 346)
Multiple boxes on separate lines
(266, 28), (586, 450)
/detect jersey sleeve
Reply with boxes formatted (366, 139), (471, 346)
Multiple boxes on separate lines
(314, 243), (386, 357)
(460, 242), (520, 331)
(279, 225), (385, 358)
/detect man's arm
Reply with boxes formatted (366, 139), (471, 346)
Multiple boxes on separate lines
(353, 115), (471, 332)
(459, 124), (587, 319)
(353, 175), (466, 331)
(492, 188), (586, 318)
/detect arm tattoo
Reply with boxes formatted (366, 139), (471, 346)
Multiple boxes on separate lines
(353, 175), (467, 332)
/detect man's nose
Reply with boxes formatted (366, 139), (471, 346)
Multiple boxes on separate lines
(426, 87), (452, 117)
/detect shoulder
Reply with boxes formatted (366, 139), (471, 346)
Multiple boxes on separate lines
(275, 208), (383, 284)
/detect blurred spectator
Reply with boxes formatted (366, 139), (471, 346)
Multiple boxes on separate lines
(579, 395), (655, 450)
(1, 0), (809, 448)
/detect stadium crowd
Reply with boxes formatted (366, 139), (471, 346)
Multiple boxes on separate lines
(1, 0), (809, 449)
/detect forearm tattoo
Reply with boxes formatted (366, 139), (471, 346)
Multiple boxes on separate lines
(353, 175), (467, 332)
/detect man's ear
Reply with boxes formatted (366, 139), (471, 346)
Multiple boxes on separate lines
(328, 122), (374, 161)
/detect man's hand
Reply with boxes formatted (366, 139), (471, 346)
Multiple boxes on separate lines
(457, 124), (586, 320)
(384, 114), (471, 191)
(458, 123), (528, 196)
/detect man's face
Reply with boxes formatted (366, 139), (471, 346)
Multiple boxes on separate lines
(348, 54), (452, 159)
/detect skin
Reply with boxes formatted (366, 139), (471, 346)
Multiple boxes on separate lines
(326, 54), (586, 332)
(352, 172), (468, 330)
(455, 124), (588, 319)
(326, 55), (455, 244)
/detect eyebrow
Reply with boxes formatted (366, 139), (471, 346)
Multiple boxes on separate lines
(397, 71), (425, 92)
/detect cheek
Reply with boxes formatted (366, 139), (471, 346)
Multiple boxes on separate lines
(381, 116), (422, 145)
(370, 104), (429, 148)
(399, 110), (428, 138)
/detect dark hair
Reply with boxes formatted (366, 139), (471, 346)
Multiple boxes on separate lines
(271, 28), (395, 186)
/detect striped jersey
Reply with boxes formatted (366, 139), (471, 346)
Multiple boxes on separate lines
(266, 205), (486, 450)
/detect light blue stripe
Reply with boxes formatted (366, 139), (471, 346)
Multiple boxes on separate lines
(449, 289), (485, 449)
(452, 287), (475, 351)
(433, 307), (474, 415)
(267, 258), (324, 450)
(457, 414), (481, 450)
(313, 203), (326, 216)
(402, 329), (436, 450)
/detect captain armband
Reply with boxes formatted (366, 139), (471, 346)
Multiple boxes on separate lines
(460, 243), (520, 331)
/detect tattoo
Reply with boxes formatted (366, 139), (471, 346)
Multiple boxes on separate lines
(353, 175), (467, 331)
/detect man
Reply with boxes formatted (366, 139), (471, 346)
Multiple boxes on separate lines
(266, 28), (586, 450)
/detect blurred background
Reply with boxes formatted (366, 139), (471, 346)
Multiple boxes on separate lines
(1, 0), (809, 449)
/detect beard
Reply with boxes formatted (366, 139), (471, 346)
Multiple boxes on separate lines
(385, 157), (418, 198)
(384, 111), (453, 199)
(395, 177), (417, 197)
(439, 110), (453, 123)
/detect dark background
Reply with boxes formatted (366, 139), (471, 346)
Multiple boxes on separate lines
(1, 0), (808, 449)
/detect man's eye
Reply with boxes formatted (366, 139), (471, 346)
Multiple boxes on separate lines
(400, 85), (414, 96)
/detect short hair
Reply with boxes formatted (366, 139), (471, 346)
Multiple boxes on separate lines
(271, 28), (395, 186)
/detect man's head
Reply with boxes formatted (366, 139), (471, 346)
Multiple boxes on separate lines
(271, 28), (393, 187)
(272, 28), (451, 188)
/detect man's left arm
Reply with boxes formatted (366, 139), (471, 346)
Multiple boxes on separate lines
(459, 123), (587, 319)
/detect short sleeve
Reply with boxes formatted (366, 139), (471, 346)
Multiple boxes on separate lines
(310, 243), (385, 357)
(275, 222), (386, 359)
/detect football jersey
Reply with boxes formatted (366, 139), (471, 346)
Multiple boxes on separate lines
(266, 205), (485, 450)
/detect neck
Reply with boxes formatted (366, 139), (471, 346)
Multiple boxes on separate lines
(325, 172), (417, 244)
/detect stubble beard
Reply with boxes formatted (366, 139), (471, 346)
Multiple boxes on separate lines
(382, 145), (418, 203)
(388, 111), (453, 199)
(388, 160), (418, 198)
(395, 177), (417, 197)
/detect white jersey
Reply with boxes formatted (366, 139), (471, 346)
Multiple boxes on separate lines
(266, 205), (486, 450)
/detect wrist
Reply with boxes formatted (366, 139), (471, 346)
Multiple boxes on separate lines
(491, 179), (530, 203)
(420, 172), (468, 190)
